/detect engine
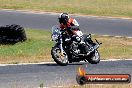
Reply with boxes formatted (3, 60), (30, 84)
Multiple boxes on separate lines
(70, 42), (80, 55)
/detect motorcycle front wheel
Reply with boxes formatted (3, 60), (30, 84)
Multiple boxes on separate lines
(87, 50), (100, 64)
(51, 46), (68, 66)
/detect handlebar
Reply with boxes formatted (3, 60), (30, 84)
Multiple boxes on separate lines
(95, 39), (102, 45)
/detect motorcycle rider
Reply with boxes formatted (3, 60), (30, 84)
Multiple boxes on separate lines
(58, 13), (82, 41)
(58, 13), (89, 53)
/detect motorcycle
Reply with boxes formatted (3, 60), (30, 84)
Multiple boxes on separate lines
(51, 25), (102, 66)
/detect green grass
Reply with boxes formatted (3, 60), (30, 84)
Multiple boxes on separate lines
(0, 0), (132, 17)
(0, 29), (53, 64)
(0, 29), (131, 64)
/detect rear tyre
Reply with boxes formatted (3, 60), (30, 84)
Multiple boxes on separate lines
(51, 46), (68, 66)
(87, 50), (100, 64)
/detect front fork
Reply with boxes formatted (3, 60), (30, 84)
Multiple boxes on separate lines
(87, 39), (102, 55)
(59, 37), (64, 56)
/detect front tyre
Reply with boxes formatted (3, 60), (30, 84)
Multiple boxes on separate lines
(51, 46), (68, 66)
(88, 50), (100, 64)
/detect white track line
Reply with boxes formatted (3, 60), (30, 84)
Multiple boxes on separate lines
(0, 62), (55, 66)
(101, 59), (132, 61)
(0, 59), (132, 66)
(101, 35), (132, 39)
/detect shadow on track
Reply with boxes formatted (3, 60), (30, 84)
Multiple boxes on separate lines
(38, 62), (89, 66)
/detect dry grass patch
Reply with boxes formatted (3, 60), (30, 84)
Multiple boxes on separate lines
(0, 0), (132, 17)
(71, 83), (132, 88)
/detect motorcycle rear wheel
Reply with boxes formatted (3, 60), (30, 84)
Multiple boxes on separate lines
(51, 46), (68, 66)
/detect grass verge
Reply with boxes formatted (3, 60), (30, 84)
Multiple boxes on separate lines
(0, 29), (131, 64)
(71, 84), (132, 88)
(0, 0), (132, 17)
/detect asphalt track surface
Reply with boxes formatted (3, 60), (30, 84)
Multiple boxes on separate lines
(0, 60), (131, 88)
(0, 10), (132, 37)
(0, 10), (132, 87)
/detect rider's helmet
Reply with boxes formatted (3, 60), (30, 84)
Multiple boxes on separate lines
(58, 13), (69, 25)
